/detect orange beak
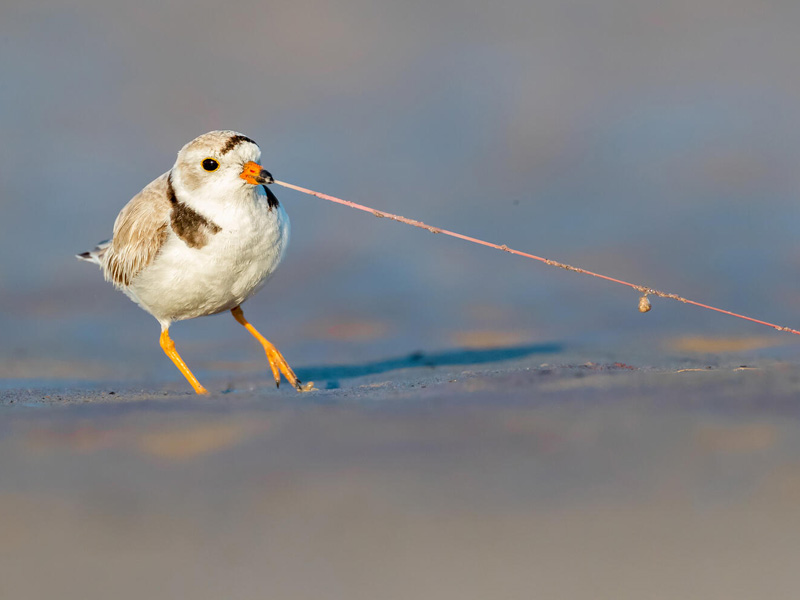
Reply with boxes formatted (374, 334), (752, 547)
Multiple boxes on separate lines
(240, 161), (274, 185)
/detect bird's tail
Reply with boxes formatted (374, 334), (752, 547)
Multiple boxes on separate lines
(76, 239), (111, 266)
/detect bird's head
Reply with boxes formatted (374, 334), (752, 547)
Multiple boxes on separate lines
(171, 130), (274, 202)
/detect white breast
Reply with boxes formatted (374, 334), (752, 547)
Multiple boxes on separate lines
(125, 190), (289, 325)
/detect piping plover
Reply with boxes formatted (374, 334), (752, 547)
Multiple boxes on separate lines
(78, 130), (312, 394)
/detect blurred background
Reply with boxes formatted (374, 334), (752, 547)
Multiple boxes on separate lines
(7, 3), (800, 599)
(2, 0), (800, 380)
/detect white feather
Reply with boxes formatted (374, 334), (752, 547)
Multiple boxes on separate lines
(127, 185), (289, 326)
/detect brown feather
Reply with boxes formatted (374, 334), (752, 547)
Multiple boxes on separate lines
(165, 173), (221, 248)
(103, 173), (172, 287)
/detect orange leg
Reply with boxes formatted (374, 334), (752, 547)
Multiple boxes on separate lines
(231, 306), (313, 392)
(159, 328), (208, 395)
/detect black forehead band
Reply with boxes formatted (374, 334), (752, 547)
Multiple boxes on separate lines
(219, 134), (257, 155)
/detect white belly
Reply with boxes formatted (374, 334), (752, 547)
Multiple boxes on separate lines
(126, 198), (289, 325)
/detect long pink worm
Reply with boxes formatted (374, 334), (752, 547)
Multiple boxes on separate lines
(274, 180), (800, 337)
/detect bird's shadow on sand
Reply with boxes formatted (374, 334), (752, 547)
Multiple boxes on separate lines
(295, 342), (563, 389)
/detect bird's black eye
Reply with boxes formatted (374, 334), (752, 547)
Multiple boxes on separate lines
(202, 158), (219, 172)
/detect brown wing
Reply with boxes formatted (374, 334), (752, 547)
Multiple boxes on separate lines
(103, 172), (172, 287)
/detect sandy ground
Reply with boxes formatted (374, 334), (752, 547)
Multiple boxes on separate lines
(3, 344), (800, 600)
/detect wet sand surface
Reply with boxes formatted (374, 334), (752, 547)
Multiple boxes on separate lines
(3, 343), (800, 600)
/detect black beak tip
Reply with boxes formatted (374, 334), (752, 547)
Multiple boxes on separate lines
(258, 169), (274, 185)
